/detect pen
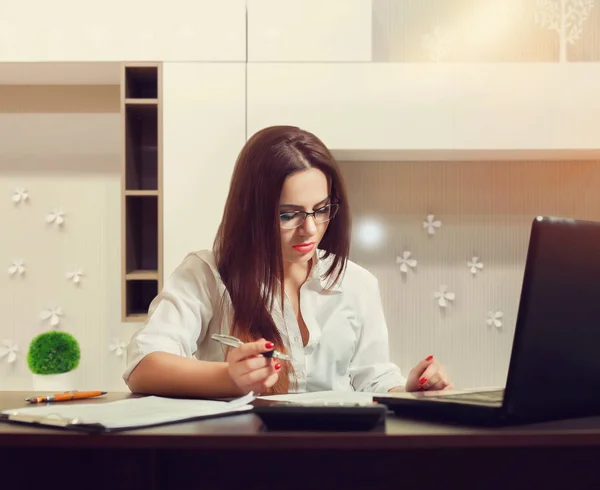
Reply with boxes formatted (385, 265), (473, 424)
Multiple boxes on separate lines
(25, 391), (107, 403)
(211, 334), (292, 361)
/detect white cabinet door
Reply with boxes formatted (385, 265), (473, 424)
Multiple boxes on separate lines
(0, 0), (246, 62)
(248, 63), (600, 160)
(247, 63), (454, 157)
(247, 0), (372, 61)
(162, 63), (246, 276)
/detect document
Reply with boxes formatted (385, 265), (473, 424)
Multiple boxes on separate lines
(0, 392), (255, 432)
(258, 390), (376, 405)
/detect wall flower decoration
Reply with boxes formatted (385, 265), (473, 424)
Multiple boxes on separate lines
(434, 285), (455, 308)
(0, 339), (19, 364)
(109, 339), (126, 357)
(487, 311), (503, 328)
(8, 259), (25, 277)
(46, 208), (65, 227)
(40, 306), (63, 328)
(66, 267), (84, 285)
(423, 214), (442, 235)
(396, 251), (417, 273)
(12, 187), (29, 204)
(468, 256), (484, 275)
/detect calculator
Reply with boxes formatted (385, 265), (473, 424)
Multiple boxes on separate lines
(252, 402), (387, 431)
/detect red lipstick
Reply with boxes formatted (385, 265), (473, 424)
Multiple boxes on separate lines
(292, 242), (315, 253)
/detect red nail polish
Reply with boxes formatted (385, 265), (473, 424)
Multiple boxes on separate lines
(426, 355), (434, 361)
(419, 377), (427, 384)
(265, 342), (274, 349)
(275, 363), (281, 370)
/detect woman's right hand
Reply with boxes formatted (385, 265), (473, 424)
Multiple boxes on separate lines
(226, 338), (281, 395)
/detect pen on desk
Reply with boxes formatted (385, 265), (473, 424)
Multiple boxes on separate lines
(25, 391), (107, 403)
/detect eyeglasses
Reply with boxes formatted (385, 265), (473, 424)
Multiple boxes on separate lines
(279, 203), (339, 229)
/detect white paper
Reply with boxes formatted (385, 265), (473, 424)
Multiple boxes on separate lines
(2, 393), (255, 430)
(258, 390), (376, 405)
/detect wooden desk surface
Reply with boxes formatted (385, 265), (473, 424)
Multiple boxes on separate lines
(2, 390), (600, 450)
(3, 391), (600, 490)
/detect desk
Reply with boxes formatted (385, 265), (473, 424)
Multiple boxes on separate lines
(1, 391), (600, 490)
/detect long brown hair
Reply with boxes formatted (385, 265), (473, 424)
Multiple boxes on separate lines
(213, 125), (351, 393)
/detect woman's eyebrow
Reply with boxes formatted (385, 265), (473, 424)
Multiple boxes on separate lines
(279, 197), (330, 210)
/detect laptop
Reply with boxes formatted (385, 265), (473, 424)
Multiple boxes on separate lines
(374, 216), (600, 425)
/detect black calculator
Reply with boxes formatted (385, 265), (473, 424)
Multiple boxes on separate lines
(252, 402), (387, 431)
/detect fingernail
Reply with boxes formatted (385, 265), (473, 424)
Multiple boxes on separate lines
(265, 342), (274, 349)
(419, 377), (427, 385)
(275, 363), (281, 370)
(426, 355), (434, 361)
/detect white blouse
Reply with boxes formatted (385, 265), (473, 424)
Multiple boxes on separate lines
(123, 249), (406, 393)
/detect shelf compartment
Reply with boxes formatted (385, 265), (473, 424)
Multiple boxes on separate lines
(125, 280), (158, 319)
(125, 67), (158, 99)
(125, 104), (158, 191)
(125, 195), (158, 273)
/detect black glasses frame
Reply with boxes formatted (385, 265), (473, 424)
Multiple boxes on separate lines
(279, 203), (340, 229)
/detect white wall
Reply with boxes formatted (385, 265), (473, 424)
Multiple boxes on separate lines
(0, 86), (138, 391)
(341, 159), (600, 388)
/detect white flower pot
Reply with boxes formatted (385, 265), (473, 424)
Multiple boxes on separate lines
(32, 371), (77, 392)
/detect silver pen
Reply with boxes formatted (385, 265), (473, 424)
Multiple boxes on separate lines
(211, 333), (291, 361)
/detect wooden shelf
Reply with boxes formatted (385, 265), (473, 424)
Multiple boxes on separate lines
(121, 63), (163, 323)
(125, 98), (158, 105)
(125, 190), (158, 196)
(126, 269), (159, 281)
(125, 313), (149, 322)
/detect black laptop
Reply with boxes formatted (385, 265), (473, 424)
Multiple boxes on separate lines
(374, 216), (600, 426)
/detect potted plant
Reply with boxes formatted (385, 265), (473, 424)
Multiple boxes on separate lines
(27, 331), (81, 391)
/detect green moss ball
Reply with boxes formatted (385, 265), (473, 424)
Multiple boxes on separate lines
(27, 331), (81, 375)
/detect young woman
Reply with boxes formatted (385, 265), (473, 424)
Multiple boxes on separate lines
(124, 125), (453, 397)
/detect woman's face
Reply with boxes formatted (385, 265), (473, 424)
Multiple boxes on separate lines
(279, 168), (331, 267)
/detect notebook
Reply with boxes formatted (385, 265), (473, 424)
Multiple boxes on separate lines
(0, 392), (255, 432)
(374, 216), (600, 425)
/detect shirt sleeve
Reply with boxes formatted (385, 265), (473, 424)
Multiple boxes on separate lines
(349, 274), (407, 393)
(122, 253), (217, 382)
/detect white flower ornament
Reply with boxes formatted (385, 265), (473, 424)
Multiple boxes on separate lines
(487, 311), (503, 328)
(434, 285), (455, 308)
(468, 256), (484, 275)
(46, 208), (65, 227)
(0, 340), (19, 364)
(423, 214), (442, 235)
(40, 306), (63, 328)
(12, 187), (29, 204)
(8, 259), (25, 276)
(109, 339), (127, 357)
(396, 251), (417, 273)
(66, 268), (84, 285)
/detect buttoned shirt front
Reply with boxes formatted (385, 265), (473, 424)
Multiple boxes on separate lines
(124, 249), (406, 393)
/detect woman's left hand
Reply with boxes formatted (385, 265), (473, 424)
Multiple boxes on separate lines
(405, 355), (453, 392)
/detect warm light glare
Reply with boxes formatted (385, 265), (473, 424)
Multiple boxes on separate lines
(355, 218), (386, 248)
(464, 0), (523, 49)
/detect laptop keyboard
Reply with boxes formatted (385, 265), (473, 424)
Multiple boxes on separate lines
(428, 389), (505, 406)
